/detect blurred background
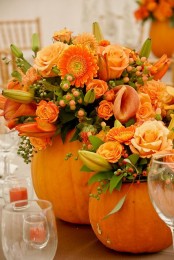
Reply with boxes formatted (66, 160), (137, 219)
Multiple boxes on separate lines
(0, 0), (147, 48)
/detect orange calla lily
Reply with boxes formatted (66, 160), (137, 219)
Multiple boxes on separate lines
(113, 85), (140, 123)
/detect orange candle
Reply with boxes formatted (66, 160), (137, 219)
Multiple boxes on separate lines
(30, 226), (46, 243)
(9, 187), (28, 207)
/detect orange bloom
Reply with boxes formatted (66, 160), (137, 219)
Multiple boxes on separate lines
(36, 100), (59, 123)
(106, 125), (135, 144)
(97, 45), (129, 81)
(3, 99), (36, 127)
(130, 120), (173, 158)
(0, 95), (7, 110)
(136, 93), (155, 121)
(97, 100), (113, 120)
(96, 141), (123, 163)
(138, 80), (169, 111)
(86, 79), (108, 99)
(16, 122), (56, 137)
(22, 67), (41, 89)
(34, 42), (67, 77)
(134, 6), (150, 20)
(99, 40), (110, 47)
(95, 130), (107, 142)
(30, 136), (52, 151)
(36, 117), (57, 132)
(104, 89), (115, 102)
(7, 79), (23, 90)
(53, 28), (72, 43)
(113, 85), (140, 123)
(58, 45), (98, 87)
(153, 2), (173, 21)
(72, 33), (98, 53)
(150, 54), (170, 80)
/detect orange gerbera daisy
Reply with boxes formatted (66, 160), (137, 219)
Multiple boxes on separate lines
(106, 125), (135, 144)
(72, 33), (98, 53)
(58, 45), (98, 87)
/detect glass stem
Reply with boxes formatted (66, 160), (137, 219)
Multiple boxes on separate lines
(169, 226), (174, 250)
(3, 155), (10, 178)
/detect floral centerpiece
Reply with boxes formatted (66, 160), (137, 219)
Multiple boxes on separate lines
(134, 0), (174, 57)
(134, 0), (174, 24)
(0, 22), (173, 250)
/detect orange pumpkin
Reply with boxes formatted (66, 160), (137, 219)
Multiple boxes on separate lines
(89, 182), (172, 253)
(149, 20), (174, 58)
(31, 130), (93, 224)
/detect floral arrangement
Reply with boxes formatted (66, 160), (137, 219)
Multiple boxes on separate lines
(134, 0), (174, 24)
(0, 22), (174, 210)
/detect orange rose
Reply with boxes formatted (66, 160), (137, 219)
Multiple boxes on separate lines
(136, 93), (155, 121)
(53, 28), (72, 43)
(97, 44), (129, 81)
(96, 141), (123, 163)
(104, 89), (115, 102)
(97, 100), (113, 120)
(130, 120), (173, 158)
(36, 100), (59, 123)
(30, 136), (52, 151)
(86, 79), (108, 99)
(34, 42), (67, 77)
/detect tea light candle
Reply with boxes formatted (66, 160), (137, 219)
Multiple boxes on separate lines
(30, 225), (46, 243)
(9, 187), (28, 206)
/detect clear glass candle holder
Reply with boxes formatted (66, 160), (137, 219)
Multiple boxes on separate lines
(1, 199), (58, 260)
(2, 174), (34, 206)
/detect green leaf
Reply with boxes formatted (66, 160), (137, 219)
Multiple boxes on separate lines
(70, 128), (80, 142)
(139, 158), (148, 165)
(109, 174), (124, 193)
(80, 165), (93, 172)
(114, 120), (122, 128)
(88, 135), (104, 151)
(124, 158), (139, 174)
(128, 154), (139, 165)
(11, 70), (22, 82)
(88, 171), (113, 185)
(125, 118), (135, 127)
(103, 194), (127, 220)
(59, 110), (76, 124)
(102, 182), (110, 193)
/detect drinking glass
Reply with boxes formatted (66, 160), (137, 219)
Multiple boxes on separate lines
(148, 152), (174, 248)
(1, 199), (58, 260)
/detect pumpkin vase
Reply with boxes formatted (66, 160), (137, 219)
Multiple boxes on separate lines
(31, 130), (93, 224)
(149, 20), (174, 58)
(89, 182), (172, 254)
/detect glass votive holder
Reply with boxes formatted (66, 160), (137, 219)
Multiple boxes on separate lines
(2, 174), (34, 207)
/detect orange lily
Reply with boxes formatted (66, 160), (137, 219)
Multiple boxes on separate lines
(15, 121), (56, 137)
(0, 94), (7, 110)
(150, 54), (170, 80)
(3, 100), (36, 121)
